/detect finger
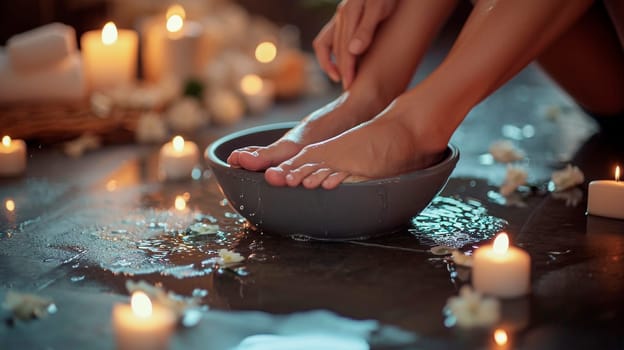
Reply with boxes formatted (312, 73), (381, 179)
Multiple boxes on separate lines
(336, 0), (364, 89)
(302, 168), (333, 189)
(349, 0), (395, 55)
(322, 171), (351, 190)
(313, 19), (340, 82)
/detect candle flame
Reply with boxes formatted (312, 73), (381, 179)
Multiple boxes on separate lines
(166, 14), (184, 33)
(240, 74), (264, 95)
(5, 199), (15, 212)
(172, 136), (185, 152)
(2, 136), (11, 147)
(175, 195), (187, 211)
(255, 42), (277, 63)
(131, 291), (152, 318)
(166, 4), (186, 20)
(616, 166), (620, 182)
(493, 328), (508, 346)
(493, 232), (509, 255)
(101, 22), (118, 45)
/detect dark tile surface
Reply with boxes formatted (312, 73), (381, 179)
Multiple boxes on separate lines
(2, 50), (624, 350)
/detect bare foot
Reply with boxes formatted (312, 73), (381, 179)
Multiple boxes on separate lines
(264, 98), (453, 189)
(227, 92), (385, 171)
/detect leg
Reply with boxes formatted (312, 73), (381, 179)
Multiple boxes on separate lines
(268, 0), (594, 189)
(538, 2), (624, 116)
(227, 0), (458, 171)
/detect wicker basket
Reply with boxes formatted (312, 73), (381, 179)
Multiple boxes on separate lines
(0, 100), (142, 144)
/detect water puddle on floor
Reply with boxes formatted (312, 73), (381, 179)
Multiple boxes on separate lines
(410, 196), (508, 248)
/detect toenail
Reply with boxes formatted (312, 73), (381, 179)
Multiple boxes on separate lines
(286, 174), (294, 182)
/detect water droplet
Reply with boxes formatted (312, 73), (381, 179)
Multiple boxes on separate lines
(219, 199), (229, 206)
(70, 275), (85, 282)
(239, 205), (244, 210)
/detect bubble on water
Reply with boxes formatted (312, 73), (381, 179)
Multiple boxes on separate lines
(410, 196), (507, 248)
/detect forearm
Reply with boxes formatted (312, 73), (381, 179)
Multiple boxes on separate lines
(432, 0), (593, 111)
(346, 0), (458, 111)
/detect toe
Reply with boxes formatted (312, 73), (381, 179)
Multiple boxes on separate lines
(238, 142), (302, 171)
(265, 166), (288, 186)
(227, 146), (259, 166)
(286, 163), (322, 187)
(302, 168), (333, 189)
(321, 171), (350, 190)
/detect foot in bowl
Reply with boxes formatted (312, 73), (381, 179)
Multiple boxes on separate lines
(264, 98), (451, 189)
(227, 93), (384, 171)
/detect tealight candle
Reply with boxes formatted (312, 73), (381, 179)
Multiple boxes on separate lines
(112, 291), (176, 350)
(158, 136), (199, 180)
(81, 21), (138, 91)
(0, 136), (27, 177)
(240, 74), (275, 114)
(587, 166), (624, 220)
(473, 233), (531, 298)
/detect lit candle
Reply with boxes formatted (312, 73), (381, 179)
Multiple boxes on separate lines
(158, 136), (199, 180)
(143, 5), (204, 83)
(473, 233), (531, 298)
(587, 166), (624, 220)
(81, 21), (138, 91)
(0, 136), (27, 177)
(112, 291), (176, 350)
(240, 74), (275, 114)
(493, 328), (509, 348)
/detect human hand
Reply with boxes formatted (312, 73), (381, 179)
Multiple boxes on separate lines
(313, 0), (397, 90)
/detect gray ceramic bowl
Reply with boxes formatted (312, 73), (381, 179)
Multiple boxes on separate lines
(206, 122), (459, 240)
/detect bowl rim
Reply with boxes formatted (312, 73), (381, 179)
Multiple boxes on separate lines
(206, 122), (459, 186)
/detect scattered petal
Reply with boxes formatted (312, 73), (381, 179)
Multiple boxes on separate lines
(550, 164), (584, 192)
(444, 285), (500, 328)
(500, 165), (528, 197)
(489, 140), (525, 163)
(2, 291), (56, 321)
(217, 248), (245, 266)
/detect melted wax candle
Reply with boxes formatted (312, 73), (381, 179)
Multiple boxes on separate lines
(0, 136), (27, 177)
(473, 233), (531, 298)
(587, 166), (624, 220)
(158, 136), (199, 180)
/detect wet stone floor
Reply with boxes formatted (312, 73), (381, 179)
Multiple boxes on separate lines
(1, 68), (624, 350)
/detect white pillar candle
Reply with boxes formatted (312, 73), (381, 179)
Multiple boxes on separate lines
(0, 136), (27, 177)
(0, 51), (86, 103)
(81, 21), (138, 91)
(162, 14), (204, 82)
(473, 233), (531, 298)
(587, 166), (624, 220)
(143, 6), (206, 84)
(240, 74), (275, 114)
(7, 23), (76, 72)
(158, 136), (199, 180)
(112, 291), (176, 350)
